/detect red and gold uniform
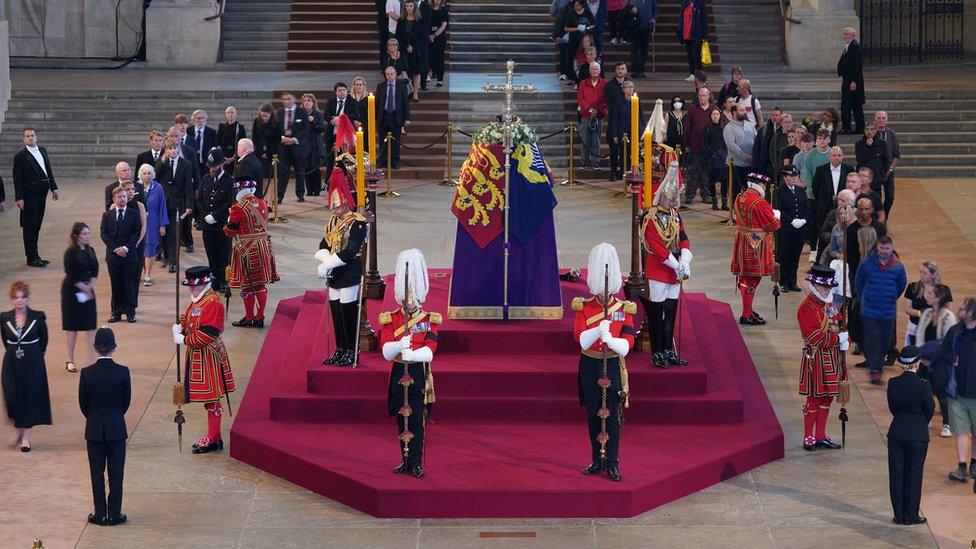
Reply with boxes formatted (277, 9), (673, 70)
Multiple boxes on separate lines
(730, 180), (781, 321)
(572, 296), (635, 471)
(225, 187), (279, 325)
(642, 207), (690, 285)
(379, 308), (441, 471)
(797, 289), (846, 449)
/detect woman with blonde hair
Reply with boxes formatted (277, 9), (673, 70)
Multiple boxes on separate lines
(136, 164), (168, 286)
(1, 281), (52, 452)
(349, 76), (370, 153)
(301, 93), (327, 196)
(903, 261), (952, 346)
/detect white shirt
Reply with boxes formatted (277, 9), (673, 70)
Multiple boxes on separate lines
(386, 0), (400, 33)
(26, 146), (47, 176)
(830, 164), (841, 194)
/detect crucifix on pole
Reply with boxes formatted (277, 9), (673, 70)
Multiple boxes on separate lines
(483, 60), (536, 320)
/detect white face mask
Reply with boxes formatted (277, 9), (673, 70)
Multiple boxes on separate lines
(673, 102), (683, 110)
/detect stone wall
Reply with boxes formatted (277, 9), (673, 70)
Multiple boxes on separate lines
(965, 0), (976, 55)
(0, 21), (10, 128)
(786, 0), (859, 72)
(6, 0), (144, 58)
(145, 0), (221, 69)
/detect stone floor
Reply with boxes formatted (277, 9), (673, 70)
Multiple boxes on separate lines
(2, 171), (972, 547)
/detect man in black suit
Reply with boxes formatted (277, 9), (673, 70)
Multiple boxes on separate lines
(197, 148), (235, 292)
(810, 146), (853, 257)
(837, 27), (865, 134)
(190, 110), (219, 175)
(156, 139), (196, 272)
(79, 327), (131, 527)
(275, 91), (311, 203)
(12, 127), (59, 267)
(234, 138), (265, 199)
(135, 131), (165, 176)
(886, 345), (934, 525)
(217, 106), (247, 161)
(101, 186), (143, 323)
(324, 82), (359, 170)
(774, 165), (810, 293)
(103, 162), (144, 211)
(375, 66), (411, 170)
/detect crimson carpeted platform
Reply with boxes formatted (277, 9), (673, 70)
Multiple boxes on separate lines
(230, 270), (784, 518)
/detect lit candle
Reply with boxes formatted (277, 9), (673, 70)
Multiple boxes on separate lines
(643, 130), (652, 208)
(367, 93), (377, 169)
(356, 128), (366, 210)
(630, 93), (639, 171)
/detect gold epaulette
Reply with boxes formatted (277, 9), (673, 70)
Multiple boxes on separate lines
(571, 297), (585, 311)
(428, 312), (443, 325)
(378, 311), (393, 325)
(351, 212), (367, 222)
(623, 300), (637, 314)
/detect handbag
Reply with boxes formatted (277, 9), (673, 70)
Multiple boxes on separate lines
(700, 40), (712, 68)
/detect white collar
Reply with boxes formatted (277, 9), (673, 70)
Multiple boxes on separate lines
(830, 164), (841, 171)
(808, 282), (833, 303)
(191, 283), (213, 303)
(97, 356), (113, 361)
(26, 145), (40, 152)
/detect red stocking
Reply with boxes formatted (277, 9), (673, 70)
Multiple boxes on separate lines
(802, 396), (817, 440)
(815, 396), (833, 440)
(205, 402), (223, 443)
(254, 284), (268, 321)
(241, 289), (255, 321)
(738, 277), (759, 318)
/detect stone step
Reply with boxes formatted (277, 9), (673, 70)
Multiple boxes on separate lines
(224, 21), (290, 32)
(223, 40), (289, 52)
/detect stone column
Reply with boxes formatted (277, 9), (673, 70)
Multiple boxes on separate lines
(785, 0), (860, 72)
(146, 0), (221, 68)
(0, 21), (10, 127)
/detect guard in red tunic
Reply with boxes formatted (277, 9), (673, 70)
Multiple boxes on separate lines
(379, 249), (440, 478)
(172, 266), (236, 454)
(641, 161), (692, 368)
(798, 265), (848, 451)
(315, 168), (367, 367)
(573, 243), (636, 482)
(224, 179), (279, 328)
(730, 172), (781, 325)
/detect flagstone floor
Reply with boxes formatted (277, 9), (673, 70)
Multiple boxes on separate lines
(2, 170), (972, 547)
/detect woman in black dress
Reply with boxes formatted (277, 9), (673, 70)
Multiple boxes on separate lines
(703, 108), (729, 211)
(382, 39), (409, 82)
(61, 222), (99, 373)
(396, 0), (429, 102)
(301, 93), (328, 196)
(1, 281), (52, 452)
(251, 104), (278, 194)
(428, 0), (449, 88)
(350, 76), (371, 154)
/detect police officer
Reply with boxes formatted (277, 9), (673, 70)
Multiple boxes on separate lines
(775, 164), (810, 293)
(197, 148), (234, 292)
(886, 345), (933, 525)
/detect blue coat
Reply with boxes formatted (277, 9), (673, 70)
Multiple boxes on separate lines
(142, 180), (169, 255)
(676, 0), (708, 42)
(854, 251), (907, 320)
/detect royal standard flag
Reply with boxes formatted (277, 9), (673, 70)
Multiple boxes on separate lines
(508, 143), (557, 245)
(451, 143), (506, 249)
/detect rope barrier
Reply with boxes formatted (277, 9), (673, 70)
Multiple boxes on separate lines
(395, 128), (450, 151)
(456, 128), (474, 138)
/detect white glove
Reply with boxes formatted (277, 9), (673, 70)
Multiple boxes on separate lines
(400, 348), (416, 362)
(600, 331), (613, 344)
(399, 335), (412, 351)
(663, 254), (681, 274)
(173, 333), (185, 346)
(790, 218), (806, 229)
(679, 249), (693, 265)
(577, 24), (587, 32)
(838, 331), (850, 351)
(605, 335), (630, 357)
(204, 214), (217, 225)
(599, 320), (611, 335)
(679, 260), (691, 280)
(773, 209), (781, 220)
(172, 323), (183, 336)
(317, 263), (329, 279)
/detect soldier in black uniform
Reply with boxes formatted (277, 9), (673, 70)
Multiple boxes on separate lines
(315, 167), (367, 367)
(155, 138), (196, 273)
(197, 148), (235, 292)
(775, 165), (810, 293)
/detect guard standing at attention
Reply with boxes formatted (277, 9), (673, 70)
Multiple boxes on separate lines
(197, 148), (234, 293)
(774, 165), (810, 293)
(573, 243), (635, 482)
(379, 248), (440, 478)
(224, 179), (279, 328)
(731, 172), (781, 325)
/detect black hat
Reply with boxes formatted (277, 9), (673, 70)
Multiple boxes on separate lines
(780, 164), (800, 178)
(206, 147), (225, 168)
(898, 345), (922, 365)
(747, 172), (771, 187)
(182, 266), (213, 287)
(94, 326), (116, 351)
(806, 265), (838, 288)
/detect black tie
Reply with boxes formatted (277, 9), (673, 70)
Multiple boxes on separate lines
(117, 210), (124, 222)
(386, 83), (395, 112)
(153, 150), (158, 162)
(197, 128), (204, 161)
(337, 100), (343, 115)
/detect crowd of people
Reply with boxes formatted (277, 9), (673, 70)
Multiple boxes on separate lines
(380, 0), (450, 102)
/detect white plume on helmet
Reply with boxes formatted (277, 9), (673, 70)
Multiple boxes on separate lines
(394, 248), (429, 305)
(586, 243), (622, 295)
(653, 161), (682, 207)
(645, 98), (666, 144)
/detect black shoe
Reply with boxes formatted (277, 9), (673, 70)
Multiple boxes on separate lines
(651, 352), (669, 369)
(38, 259), (50, 266)
(106, 513), (127, 526)
(751, 312), (767, 324)
(323, 349), (344, 365)
(185, 244), (194, 253)
(815, 437), (842, 450)
(411, 465), (425, 478)
(711, 202), (720, 211)
(892, 517), (903, 525)
(191, 439), (224, 451)
(297, 196), (306, 203)
(664, 350), (688, 366)
(251, 318), (265, 329)
(948, 465), (969, 482)
(192, 439), (223, 454)
(232, 318), (253, 328)
(780, 286), (791, 294)
(581, 462), (603, 475)
(88, 513), (107, 526)
(168, 263), (177, 273)
(27, 260), (47, 268)
(739, 315), (762, 326)
(803, 439), (816, 452)
(392, 162), (400, 170)
(852, 345), (862, 355)
(884, 349), (898, 366)
(853, 361), (869, 369)
(393, 460), (409, 474)
(107, 315), (122, 323)
(335, 350), (356, 367)
(721, 203), (729, 211)
(606, 466), (621, 481)
(788, 284), (802, 292)
(127, 314), (137, 323)
(905, 516), (927, 525)
(155, 251), (164, 261)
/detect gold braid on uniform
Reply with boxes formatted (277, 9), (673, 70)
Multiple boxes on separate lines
(323, 212), (364, 252)
(640, 207), (680, 253)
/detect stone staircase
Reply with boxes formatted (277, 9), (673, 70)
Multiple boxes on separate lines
(450, 0), (555, 74)
(220, 0), (291, 70)
(0, 90), (272, 181)
(287, 0), (381, 71)
(711, 0), (783, 68)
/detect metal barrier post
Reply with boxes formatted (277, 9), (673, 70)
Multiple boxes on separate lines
(380, 133), (400, 198)
(267, 154), (288, 224)
(439, 123), (458, 186)
(560, 123), (581, 186)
